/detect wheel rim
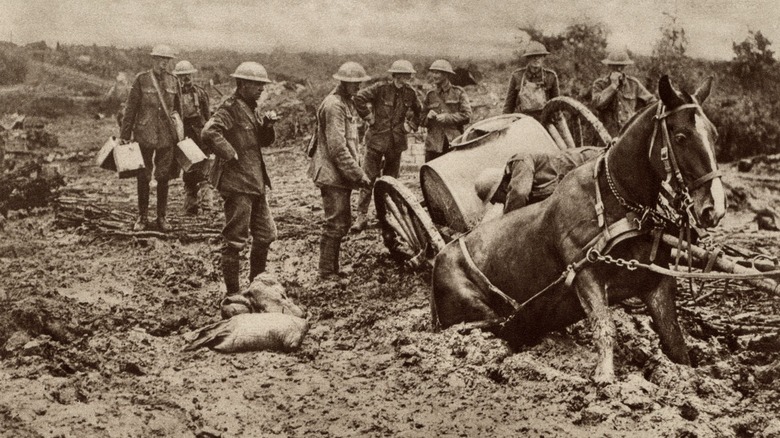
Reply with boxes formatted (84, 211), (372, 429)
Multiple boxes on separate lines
(540, 96), (612, 148)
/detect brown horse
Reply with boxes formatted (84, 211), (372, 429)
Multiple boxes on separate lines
(432, 76), (725, 383)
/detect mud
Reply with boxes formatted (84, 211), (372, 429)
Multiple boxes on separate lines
(0, 116), (779, 437)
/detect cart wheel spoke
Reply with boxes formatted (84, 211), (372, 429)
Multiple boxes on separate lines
(541, 97), (612, 148)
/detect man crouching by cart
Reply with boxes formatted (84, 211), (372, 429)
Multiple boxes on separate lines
(202, 62), (279, 312)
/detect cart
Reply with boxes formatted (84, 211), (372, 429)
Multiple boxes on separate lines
(373, 97), (612, 268)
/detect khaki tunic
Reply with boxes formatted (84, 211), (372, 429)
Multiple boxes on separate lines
(120, 70), (180, 150)
(420, 83), (472, 153)
(354, 81), (421, 153)
(503, 67), (559, 115)
(591, 75), (656, 137)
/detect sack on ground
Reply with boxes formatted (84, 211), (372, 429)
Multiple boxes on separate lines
(245, 272), (306, 318)
(113, 141), (145, 178)
(183, 313), (309, 353)
(96, 136), (118, 171)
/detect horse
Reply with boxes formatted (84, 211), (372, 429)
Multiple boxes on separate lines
(431, 75), (725, 383)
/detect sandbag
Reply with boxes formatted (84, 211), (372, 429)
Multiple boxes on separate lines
(184, 313), (308, 353)
(220, 272), (305, 319)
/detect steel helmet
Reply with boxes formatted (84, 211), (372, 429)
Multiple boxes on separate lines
(475, 168), (505, 203)
(602, 49), (634, 65)
(332, 61), (371, 82)
(150, 44), (176, 59)
(173, 60), (197, 75)
(523, 41), (550, 57)
(388, 59), (416, 74)
(428, 59), (455, 75)
(230, 62), (272, 83)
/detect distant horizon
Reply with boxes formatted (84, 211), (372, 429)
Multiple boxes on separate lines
(3, 0), (779, 61)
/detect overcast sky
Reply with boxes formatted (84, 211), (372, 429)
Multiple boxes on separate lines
(2, 0), (779, 60)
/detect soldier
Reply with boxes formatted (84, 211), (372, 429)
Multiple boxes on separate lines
(308, 62), (372, 279)
(591, 49), (656, 137)
(352, 59), (422, 232)
(173, 60), (212, 216)
(420, 59), (472, 162)
(477, 146), (604, 215)
(202, 62), (279, 303)
(120, 44), (181, 232)
(502, 41), (560, 120)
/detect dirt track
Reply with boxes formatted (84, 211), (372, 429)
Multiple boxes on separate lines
(1, 116), (779, 437)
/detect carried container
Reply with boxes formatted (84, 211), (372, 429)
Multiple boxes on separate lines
(113, 141), (145, 179)
(175, 137), (207, 172)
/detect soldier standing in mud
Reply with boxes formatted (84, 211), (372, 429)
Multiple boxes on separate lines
(202, 62), (279, 304)
(591, 49), (656, 137)
(502, 41), (559, 120)
(173, 60), (212, 216)
(119, 44), (181, 232)
(420, 59), (472, 162)
(351, 60), (422, 232)
(308, 62), (372, 279)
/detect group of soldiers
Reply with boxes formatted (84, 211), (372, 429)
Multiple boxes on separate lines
(117, 42), (656, 314)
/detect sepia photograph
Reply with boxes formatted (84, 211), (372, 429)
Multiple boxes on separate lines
(1, 0), (779, 436)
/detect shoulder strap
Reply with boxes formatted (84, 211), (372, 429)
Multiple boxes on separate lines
(149, 72), (179, 139)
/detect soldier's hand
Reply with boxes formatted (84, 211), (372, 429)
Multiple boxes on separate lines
(609, 71), (623, 85)
(359, 174), (372, 188)
(426, 110), (438, 120)
(262, 110), (280, 125)
(232, 152), (239, 161)
(365, 113), (375, 126)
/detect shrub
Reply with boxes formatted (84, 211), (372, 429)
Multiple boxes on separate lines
(0, 49), (28, 85)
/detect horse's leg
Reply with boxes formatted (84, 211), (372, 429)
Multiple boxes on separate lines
(574, 269), (615, 383)
(641, 275), (690, 365)
(432, 245), (499, 328)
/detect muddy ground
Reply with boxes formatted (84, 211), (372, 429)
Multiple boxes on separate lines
(0, 115), (779, 438)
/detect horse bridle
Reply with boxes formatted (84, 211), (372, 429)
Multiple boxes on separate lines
(605, 100), (721, 226)
(649, 101), (721, 224)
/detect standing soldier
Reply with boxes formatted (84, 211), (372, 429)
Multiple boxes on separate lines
(420, 59), (472, 162)
(120, 44), (181, 232)
(308, 62), (372, 279)
(502, 41), (560, 120)
(352, 59), (422, 232)
(173, 60), (212, 215)
(202, 62), (279, 302)
(591, 49), (656, 137)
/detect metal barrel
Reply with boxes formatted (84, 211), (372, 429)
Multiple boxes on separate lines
(420, 114), (560, 232)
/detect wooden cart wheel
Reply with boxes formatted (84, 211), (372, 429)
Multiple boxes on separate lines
(540, 96), (612, 149)
(374, 176), (446, 268)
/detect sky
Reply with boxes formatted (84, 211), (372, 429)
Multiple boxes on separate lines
(2, 0), (779, 60)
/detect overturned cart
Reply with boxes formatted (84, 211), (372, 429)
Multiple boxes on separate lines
(373, 97), (780, 294)
(374, 97), (611, 267)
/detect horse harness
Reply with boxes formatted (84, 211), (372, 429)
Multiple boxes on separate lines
(453, 101), (770, 331)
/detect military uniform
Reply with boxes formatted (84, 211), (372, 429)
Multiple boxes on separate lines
(502, 67), (559, 120)
(591, 75), (655, 137)
(202, 92), (277, 294)
(420, 82), (471, 162)
(178, 82), (212, 214)
(353, 80), (421, 215)
(120, 69), (181, 230)
(498, 147), (603, 214)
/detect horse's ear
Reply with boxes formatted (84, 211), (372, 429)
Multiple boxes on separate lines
(693, 76), (714, 104)
(659, 75), (684, 109)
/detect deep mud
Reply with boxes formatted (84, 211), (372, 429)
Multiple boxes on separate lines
(1, 116), (779, 437)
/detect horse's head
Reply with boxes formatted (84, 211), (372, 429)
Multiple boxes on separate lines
(652, 75), (726, 228)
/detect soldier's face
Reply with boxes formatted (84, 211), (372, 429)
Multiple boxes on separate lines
(527, 56), (544, 69)
(430, 70), (447, 86)
(343, 82), (361, 96)
(242, 81), (265, 101)
(179, 74), (192, 86)
(152, 57), (172, 74)
(392, 73), (412, 87)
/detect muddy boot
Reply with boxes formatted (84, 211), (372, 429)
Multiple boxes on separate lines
(156, 180), (170, 232)
(351, 212), (369, 233)
(183, 189), (199, 216)
(221, 247), (241, 296)
(249, 242), (270, 283)
(133, 179), (150, 231)
(318, 236), (341, 279)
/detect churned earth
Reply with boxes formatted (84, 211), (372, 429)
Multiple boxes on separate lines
(0, 116), (779, 437)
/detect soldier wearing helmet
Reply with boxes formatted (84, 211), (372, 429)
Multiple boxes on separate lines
(502, 41), (560, 120)
(202, 61), (279, 307)
(308, 61), (372, 279)
(173, 60), (212, 216)
(120, 44), (182, 232)
(591, 49), (656, 136)
(351, 59), (422, 232)
(420, 59), (472, 162)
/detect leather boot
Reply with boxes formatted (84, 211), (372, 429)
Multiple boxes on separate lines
(249, 242), (270, 283)
(156, 180), (170, 232)
(133, 178), (150, 231)
(183, 189), (199, 216)
(351, 212), (369, 233)
(221, 247), (241, 296)
(318, 236), (341, 279)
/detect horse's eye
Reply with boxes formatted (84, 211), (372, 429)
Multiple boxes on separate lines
(674, 133), (687, 144)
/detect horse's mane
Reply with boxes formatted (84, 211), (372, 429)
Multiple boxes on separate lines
(615, 100), (659, 138)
